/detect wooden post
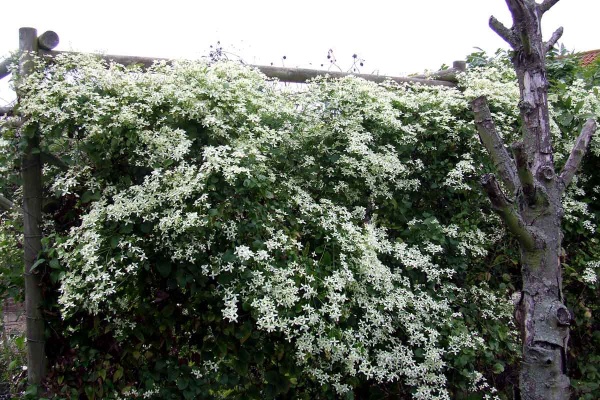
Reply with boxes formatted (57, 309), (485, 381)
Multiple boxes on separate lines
(37, 31), (59, 51)
(18, 26), (46, 387)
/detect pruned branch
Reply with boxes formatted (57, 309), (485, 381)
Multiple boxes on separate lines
(0, 194), (16, 211)
(540, 0), (561, 14)
(472, 96), (519, 194)
(512, 142), (536, 204)
(489, 16), (518, 48)
(545, 27), (564, 52)
(559, 119), (597, 191)
(481, 174), (536, 251)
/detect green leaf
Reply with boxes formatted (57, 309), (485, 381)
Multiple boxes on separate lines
(81, 190), (101, 203)
(25, 385), (38, 396)
(119, 224), (134, 234)
(177, 377), (189, 390)
(113, 367), (124, 381)
(84, 385), (95, 400)
(110, 235), (120, 249)
(140, 222), (153, 233)
(15, 335), (26, 350)
(30, 258), (45, 271)
(49, 258), (60, 269)
(156, 260), (172, 277)
(493, 362), (505, 374)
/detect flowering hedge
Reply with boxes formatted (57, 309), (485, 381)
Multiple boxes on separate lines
(0, 50), (598, 399)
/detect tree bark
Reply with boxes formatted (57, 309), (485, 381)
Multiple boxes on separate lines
(18, 26), (47, 387)
(474, 1), (597, 399)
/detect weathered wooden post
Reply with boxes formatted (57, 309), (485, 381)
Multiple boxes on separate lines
(18, 26), (46, 387)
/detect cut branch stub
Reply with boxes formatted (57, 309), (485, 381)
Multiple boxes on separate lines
(540, 0), (561, 15)
(481, 173), (510, 210)
(545, 27), (564, 52)
(559, 118), (597, 192)
(489, 16), (517, 48)
(472, 96), (519, 194)
(556, 306), (571, 327)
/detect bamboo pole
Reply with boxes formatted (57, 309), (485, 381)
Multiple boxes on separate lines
(39, 49), (458, 87)
(18, 27), (46, 386)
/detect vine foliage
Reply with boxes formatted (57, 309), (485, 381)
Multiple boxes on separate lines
(0, 48), (598, 399)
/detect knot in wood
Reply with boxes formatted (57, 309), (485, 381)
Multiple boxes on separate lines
(537, 165), (555, 181)
(556, 306), (571, 326)
(518, 100), (535, 113)
(533, 299), (570, 346)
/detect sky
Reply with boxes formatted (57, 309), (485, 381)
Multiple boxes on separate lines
(1, 0), (599, 105)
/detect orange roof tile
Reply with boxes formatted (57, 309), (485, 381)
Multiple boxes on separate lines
(578, 49), (600, 66)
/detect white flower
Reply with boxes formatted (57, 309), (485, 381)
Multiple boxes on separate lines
(234, 245), (254, 262)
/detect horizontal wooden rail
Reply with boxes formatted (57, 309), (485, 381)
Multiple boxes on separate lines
(251, 65), (457, 87)
(39, 49), (458, 88)
(412, 60), (466, 81)
(0, 58), (10, 80)
(0, 106), (13, 116)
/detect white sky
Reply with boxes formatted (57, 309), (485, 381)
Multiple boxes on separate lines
(1, 0), (599, 105)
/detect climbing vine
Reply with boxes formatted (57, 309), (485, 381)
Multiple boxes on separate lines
(0, 49), (598, 399)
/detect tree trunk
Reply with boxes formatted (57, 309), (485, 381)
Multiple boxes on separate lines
(473, 1), (597, 399)
(18, 26), (47, 386)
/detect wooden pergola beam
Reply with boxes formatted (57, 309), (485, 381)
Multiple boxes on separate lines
(38, 49), (458, 87)
(0, 58), (10, 80)
(0, 106), (13, 116)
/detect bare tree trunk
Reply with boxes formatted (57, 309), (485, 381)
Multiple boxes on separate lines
(18, 26), (46, 387)
(472, 1), (596, 399)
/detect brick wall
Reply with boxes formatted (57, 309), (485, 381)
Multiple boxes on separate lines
(2, 298), (25, 335)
